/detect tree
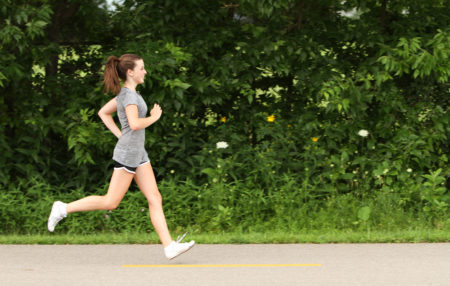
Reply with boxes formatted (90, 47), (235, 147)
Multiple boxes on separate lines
(1, 0), (448, 196)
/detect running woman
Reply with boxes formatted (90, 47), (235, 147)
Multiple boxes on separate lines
(47, 54), (194, 260)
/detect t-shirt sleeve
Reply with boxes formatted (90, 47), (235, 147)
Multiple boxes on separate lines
(121, 90), (139, 107)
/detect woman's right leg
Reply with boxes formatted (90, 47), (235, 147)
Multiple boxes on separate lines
(133, 162), (172, 246)
(66, 169), (134, 213)
(134, 162), (195, 259)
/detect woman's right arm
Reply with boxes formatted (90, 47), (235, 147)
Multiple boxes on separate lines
(98, 98), (122, 139)
(125, 103), (162, 131)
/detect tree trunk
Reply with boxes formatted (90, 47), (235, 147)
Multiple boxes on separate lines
(380, 0), (388, 33)
(45, 0), (81, 76)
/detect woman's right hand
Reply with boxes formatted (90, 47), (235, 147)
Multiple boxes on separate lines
(150, 103), (162, 121)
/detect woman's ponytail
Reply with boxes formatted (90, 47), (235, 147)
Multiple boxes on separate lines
(103, 54), (143, 95)
(103, 56), (121, 94)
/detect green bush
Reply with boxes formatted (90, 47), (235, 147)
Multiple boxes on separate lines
(0, 172), (448, 235)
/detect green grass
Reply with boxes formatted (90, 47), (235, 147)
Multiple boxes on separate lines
(1, 229), (449, 244)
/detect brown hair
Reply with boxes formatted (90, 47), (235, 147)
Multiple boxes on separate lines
(103, 53), (142, 94)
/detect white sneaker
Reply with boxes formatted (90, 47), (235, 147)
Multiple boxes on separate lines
(164, 233), (195, 260)
(47, 201), (67, 232)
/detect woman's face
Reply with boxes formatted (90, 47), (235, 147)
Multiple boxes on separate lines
(128, 59), (147, 84)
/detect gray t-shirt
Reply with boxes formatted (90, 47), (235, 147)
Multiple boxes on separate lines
(113, 87), (150, 167)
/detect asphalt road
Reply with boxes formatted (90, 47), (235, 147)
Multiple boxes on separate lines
(1, 243), (449, 286)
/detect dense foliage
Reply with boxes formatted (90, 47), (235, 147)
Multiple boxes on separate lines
(0, 0), (448, 234)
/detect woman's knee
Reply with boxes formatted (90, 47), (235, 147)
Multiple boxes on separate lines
(103, 196), (121, 210)
(147, 191), (162, 206)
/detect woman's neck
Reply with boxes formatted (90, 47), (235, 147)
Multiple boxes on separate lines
(123, 81), (137, 92)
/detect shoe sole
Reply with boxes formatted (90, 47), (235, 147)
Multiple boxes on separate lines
(47, 202), (61, 232)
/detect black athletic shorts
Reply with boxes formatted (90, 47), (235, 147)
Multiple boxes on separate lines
(113, 160), (149, 174)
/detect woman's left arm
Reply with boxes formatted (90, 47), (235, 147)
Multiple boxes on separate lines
(98, 98), (122, 139)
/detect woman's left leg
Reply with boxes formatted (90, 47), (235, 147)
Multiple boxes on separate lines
(134, 162), (172, 247)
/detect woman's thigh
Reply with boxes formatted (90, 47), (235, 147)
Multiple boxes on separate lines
(105, 168), (135, 204)
(134, 162), (160, 200)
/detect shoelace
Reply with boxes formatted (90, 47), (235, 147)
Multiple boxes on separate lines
(176, 232), (187, 243)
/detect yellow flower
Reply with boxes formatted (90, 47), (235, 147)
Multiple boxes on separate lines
(221, 117), (227, 123)
(312, 137), (318, 142)
(267, 115), (275, 122)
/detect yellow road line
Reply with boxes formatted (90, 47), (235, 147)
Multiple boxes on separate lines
(123, 264), (322, 268)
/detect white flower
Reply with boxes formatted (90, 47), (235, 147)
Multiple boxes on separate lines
(170, 170), (175, 174)
(407, 168), (412, 173)
(216, 141), (229, 149)
(358, 129), (369, 137)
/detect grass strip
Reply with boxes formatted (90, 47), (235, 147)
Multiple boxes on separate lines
(1, 229), (449, 244)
